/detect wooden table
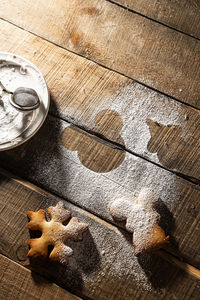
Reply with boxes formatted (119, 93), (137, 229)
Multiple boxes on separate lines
(0, 1), (200, 299)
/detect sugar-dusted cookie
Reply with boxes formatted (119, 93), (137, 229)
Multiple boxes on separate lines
(110, 188), (169, 255)
(27, 201), (89, 263)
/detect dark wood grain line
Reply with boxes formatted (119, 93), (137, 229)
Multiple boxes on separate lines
(106, 0), (200, 40)
(0, 16), (199, 112)
(0, 0), (199, 108)
(1, 166), (200, 279)
(51, 114), (200, 186)
(0, 254), (82, 300)
(0, 115), (200, 267)
(0, 173), (200, 300)
(0, 19), (199, 181)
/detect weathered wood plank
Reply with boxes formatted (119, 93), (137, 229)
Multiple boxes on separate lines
(0, 116), (200, 267)
(0, 254), (81, 300)
(0, 20), (199, 181)
(0, 174), (200, 300)
(0, 0), (200, 108)
(3, 166), (200, 280)
(110, 0), (200, 39)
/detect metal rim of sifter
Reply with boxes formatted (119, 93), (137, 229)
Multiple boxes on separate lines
(0, 52), (50, 151)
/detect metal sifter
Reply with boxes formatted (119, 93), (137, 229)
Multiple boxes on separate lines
(0, 52), (50, 151)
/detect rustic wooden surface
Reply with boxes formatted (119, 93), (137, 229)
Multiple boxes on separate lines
(0, 116), (200, 267)
(0, 0), (200, 108)
(111, 0), (200, 39)
(0, 174), (200, 300)
(0, 255), (81, 300)
(0, 0), (200, 299)
(0, 20), (199, 181)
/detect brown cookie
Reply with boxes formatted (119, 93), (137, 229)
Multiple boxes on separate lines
(110, 188), (169, 255)
(27, 201), (89, 263)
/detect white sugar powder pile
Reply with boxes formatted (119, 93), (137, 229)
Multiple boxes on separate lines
(0, 63), (37, 145)
(0, 90), (33, 144)
(0, 54), (49, 147)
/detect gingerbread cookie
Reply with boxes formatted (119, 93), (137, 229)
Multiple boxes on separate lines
(27, 201), (89, 263)
(110, 188), (169, 255)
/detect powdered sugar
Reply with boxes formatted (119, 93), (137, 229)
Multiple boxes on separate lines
(111, 197), (158, 240)
(48, 200), (71, 222)
(54, 204), (155, 292)
(47, 201), (180, 295)
(23, 116), (184, 227)
(58, 244), (73, 264)
(110, 188), (169, 255)
(3, 114), (198, 294)
(0, 87), (33, 144)
(27, 201), (88, 263)
(62, 83), (187, 164)
(0, 52), (49, 150)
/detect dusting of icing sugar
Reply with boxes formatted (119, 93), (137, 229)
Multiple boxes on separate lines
(0, 88), (33, 144)
(48, 200), (174, 293)
(11, 115), (196, 293)
(28, 116), (182, 223)
(110, 188), (168, 254)
(0, 64), (36, 145)
(49, 201), (152, 291)
(63, 83), (186, 164)
(28, 201), (88, 264)
(110, 188), (157, 222)
(58, 245), (73, 264)
(111, 197), (157, 231)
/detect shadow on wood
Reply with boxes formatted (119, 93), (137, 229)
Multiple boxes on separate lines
(28, 229), (101, 293)
(0, 95), (67, 190)
(137, 252), (182, 290)
(147, 119), (200, 181)
(29, 257), (84, 292)
(115, 199), (181, 289)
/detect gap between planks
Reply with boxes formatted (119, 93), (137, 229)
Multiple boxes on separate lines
(49, 113), (200, 186)
(1, 0), (199, 108)
(1, 167), (200, 281)
(0, 16), (199, 113)
(106, 0), (200, 41)
(0, 18), (199, 182)
(0, 253), (83, 300)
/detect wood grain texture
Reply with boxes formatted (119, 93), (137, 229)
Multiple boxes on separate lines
(0, 254), (81, 300)
(0, 175), (200, 300)
(0, 19), (199, 181)
(110, 0), (200, 39)
(0, 0), (200, 108)
(0, 116), (200, 267)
